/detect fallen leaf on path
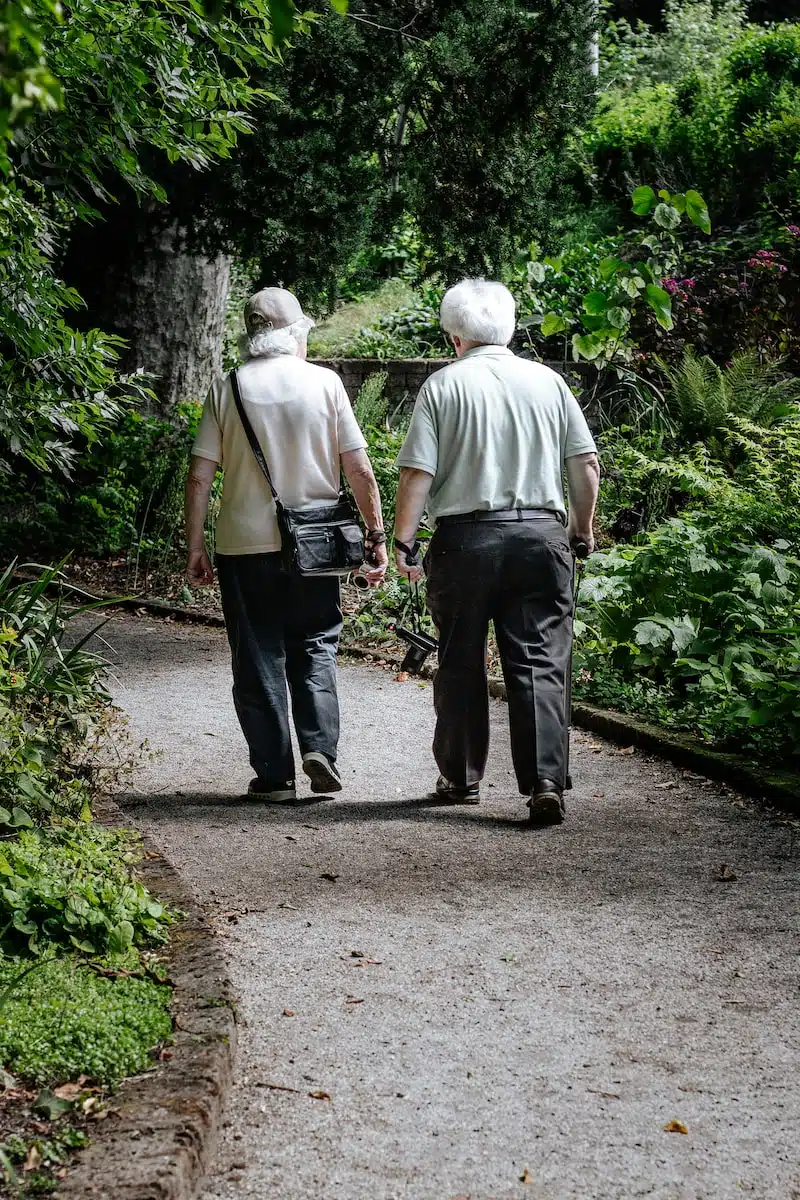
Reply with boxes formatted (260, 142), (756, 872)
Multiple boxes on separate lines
(520, 1168), (533, 1184)
(395, 672), (409, 682)
(345, 997), (364, 1004)
(713, 863), (738, 882)
(308, 1090), (331, 1101)
(283, 1009), (295, 1017)
(285, 835), (297, 842)
(278, 901), (299, 910)
(23, 1146), (42, 1172)
(615, 746), (635, 755)
(256, 1081), (301, 1094)
(587, 1088), (621, 1099)
(349, 949), (365, 958)
(52, 1082), (84, 1101)
(664, 1120), (688, 1134)
(654, 781), (677, 789)
(302, 824), (321, 831)
(320, 872), (339, 882)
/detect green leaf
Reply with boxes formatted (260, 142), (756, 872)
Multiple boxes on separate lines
(631, 185), (656, 216)
(685, 189), (711, 234)
(606, 306), (631, 329)
(583, 291), (608, 315)
(653, 203), (681, 230)
(268, 0), (296, 42)
(634, 620), (671, 649)
(644, 284), (673, 331)
(541, 312), (568, 337)
(329, 0), (349, 11)
(632, 260), (654, 284)
(108, 920), (135, 955)
(572, 332), (605, 361)
(598, 256), (624, 282)
(670, 192), (687, 214)
(527, 261), (546, 283)
(10, 807), (34, 829)
(0, 808), (11, 827)
(34, 1089), (74, 1120)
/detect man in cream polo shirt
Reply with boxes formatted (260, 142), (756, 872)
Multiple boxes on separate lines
(394, 279), (599, 826)
(185, 287), (387, 803)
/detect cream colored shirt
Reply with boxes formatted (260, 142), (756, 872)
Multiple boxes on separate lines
(396, 346), (596, 524)
(192, 355), (366, 554)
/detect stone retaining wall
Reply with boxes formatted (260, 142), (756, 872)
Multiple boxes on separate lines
(310, 356), (596, 412)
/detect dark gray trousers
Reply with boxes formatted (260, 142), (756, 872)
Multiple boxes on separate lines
(425, 518), (574, 794)
(216, 553), (342, 786)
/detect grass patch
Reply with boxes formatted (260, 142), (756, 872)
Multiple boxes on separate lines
(0, 956), (172, 1086)
(309, 278), (416, 358)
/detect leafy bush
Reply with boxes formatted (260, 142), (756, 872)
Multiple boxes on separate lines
(590, 20), (800, 225)
(0, 566), (112, 830)
(0, 825), (175, 957)
(576, 517), (800, 759)
(0, 955), (172, 1085)
(0, 403), (202, 564)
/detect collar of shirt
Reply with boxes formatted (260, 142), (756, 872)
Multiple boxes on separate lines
(459, 345), (515, 361)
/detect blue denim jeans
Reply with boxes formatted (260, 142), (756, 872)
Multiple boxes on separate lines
(216, 553), (342, 786)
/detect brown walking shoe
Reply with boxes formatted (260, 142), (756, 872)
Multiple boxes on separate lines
(430, 776), (481, 805)
(527, 779), (565, 826)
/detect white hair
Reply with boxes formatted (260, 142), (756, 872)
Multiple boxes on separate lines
(440, 279), (516, 346)
(247, 317), (315, 359)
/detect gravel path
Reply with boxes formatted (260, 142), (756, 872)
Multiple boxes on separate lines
(104, 613), (799, 1200)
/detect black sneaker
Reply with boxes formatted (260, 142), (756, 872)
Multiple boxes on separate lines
(302, 752), (342, 794)
(527, 779), (565, 826)
(430, 776), (481, 805)
(247, 778), (297, 804)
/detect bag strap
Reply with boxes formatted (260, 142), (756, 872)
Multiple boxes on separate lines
(229, 369), (280, 503)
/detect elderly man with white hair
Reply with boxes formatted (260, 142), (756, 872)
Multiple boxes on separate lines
(185, 286), (388, 803)
(394, 279), (600, 826)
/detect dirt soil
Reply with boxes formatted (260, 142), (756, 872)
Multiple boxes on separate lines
(101, 613), (798, 1200)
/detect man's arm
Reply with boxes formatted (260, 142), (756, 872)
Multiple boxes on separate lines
(566, 452), (600, 555)
(184, 455), (218, 586)
(341, 448), (388, 584)
(394, 466), (434, 581)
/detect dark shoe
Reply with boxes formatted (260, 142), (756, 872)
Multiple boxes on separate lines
(247, 778), (297, 804)
(430, 775), (481, 805)
(302, 752), (342, 794)
(527, 779), (565, 826)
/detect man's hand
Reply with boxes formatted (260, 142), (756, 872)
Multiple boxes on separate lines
(361, 540), (389, 587)
(395, 545), (423, 583)
(568, 530), (595, 557)
(186, 548), (214, 587)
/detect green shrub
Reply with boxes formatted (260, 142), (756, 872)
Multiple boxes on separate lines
(0, 566), (112, 829)
(0, 825), (175, 958)
(590, 22), (800, 226)
(0, 955), (172, 1085)
(576, 517), (800, 759)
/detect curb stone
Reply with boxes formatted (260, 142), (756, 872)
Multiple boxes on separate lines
(69, 590), (800, 817)
(56, 798), (236, 1200)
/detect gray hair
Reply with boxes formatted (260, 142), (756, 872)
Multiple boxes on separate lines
(247, 316), (315, 359)
(440, 279), (516, 346)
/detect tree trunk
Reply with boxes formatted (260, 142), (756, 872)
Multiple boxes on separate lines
(63, 200), (230, 413)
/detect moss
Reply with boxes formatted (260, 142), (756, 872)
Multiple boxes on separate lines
(0, 956), (172, 1086)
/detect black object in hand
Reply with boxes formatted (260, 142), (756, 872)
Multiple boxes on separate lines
(396, 625), (439, 674)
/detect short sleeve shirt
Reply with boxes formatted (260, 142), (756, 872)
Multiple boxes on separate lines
(396, 346), (596, 524)
(193, 355), (366, 554)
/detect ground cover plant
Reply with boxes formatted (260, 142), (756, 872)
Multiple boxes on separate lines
(0, 569), (176, 1193)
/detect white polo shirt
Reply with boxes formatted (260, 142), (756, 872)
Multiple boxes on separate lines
(192, 355), (367, 555)
(396, 346), (596, 524)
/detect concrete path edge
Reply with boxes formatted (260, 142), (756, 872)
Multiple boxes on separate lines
(56, 798), (236, 1200)
(79, 593), (800, 817)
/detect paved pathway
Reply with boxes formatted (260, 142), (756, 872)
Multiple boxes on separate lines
(106, 614), (799, 1200)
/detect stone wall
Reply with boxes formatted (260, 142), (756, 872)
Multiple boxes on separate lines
(310, 356), (596, 413)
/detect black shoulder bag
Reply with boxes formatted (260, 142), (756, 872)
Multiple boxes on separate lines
(230, 369), (365, 577)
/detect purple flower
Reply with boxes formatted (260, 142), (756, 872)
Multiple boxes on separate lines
(679, 278), (696, 289)
(755, 249), (778, 259)
(662, 278), (679, 294)
(786, 225), (800, 237)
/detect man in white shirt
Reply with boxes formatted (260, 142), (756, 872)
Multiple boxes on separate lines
(394, 279), (599, 826)
(185, 287), (388, 803)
